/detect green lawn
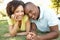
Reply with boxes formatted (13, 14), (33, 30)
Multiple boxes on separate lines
(0, 21), (26, 40)
(0, 20), (60, 40)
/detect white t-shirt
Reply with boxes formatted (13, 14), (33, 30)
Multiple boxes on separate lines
(30, 6), (59, 32)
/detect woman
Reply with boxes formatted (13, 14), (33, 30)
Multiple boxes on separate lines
(5, 1), (30, 37)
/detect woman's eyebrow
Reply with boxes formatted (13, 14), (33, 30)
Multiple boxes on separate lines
(21, 10), (24, 12)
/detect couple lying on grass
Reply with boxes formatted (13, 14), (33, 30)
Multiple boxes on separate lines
(5, 0), (59, 40)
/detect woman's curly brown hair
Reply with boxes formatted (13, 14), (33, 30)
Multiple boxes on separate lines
(6, 1), (24, 18)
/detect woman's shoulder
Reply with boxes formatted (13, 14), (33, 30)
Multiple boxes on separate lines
(24, 15), (29, 19)
(22, 15), (29, 21)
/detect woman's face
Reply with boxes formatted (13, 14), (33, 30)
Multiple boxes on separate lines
(14, 5), (24, 20)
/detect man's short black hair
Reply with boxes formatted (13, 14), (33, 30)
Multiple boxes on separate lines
(25, 2), (33, 7)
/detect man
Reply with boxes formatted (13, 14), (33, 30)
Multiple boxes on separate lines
(24, 2), (59, 40)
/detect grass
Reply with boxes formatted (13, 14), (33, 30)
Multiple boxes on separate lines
(0, 20), (26, 40)
(0, 20), (60, 40)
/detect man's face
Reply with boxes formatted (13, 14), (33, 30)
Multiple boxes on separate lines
(25, 4), (39, 20)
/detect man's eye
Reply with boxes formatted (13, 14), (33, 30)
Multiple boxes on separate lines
(29, 10), (32, 13)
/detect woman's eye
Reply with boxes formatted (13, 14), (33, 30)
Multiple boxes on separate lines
(21, 10), (24, 12)
(15, 11), (19, 13)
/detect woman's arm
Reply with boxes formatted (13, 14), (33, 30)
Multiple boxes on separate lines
(16, 19), (31, 36)
(9, 21), (19, 36)
(26, 19), (31, 33)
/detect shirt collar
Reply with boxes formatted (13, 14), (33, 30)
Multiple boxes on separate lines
(38, 6), (44, 20)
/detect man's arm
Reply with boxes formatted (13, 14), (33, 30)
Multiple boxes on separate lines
(37, 25), (59, 40)
(26, 25), (59, 40)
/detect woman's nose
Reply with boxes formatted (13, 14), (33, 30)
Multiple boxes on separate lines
(17, 13), (24, 16)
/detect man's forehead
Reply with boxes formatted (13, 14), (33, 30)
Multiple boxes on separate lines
(25, 3), (33, 10)
(25, 5), (31, 13)
(25, 2), (35, 9)
(25, 6), (31, 11)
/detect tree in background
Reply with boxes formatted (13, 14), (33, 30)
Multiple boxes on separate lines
(0, 9), (7, 17)
(0, 0), (3, 3)
(51, 0), (60, 14)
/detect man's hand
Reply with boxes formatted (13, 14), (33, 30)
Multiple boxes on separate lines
(26, 32), (38, 40)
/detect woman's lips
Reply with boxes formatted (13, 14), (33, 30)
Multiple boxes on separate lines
(17, 16), (23, 20)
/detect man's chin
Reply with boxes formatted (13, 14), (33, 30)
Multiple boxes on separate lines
(30, 17), (36, 20)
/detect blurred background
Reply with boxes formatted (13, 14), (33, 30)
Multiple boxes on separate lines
(0, 0), (60, 40)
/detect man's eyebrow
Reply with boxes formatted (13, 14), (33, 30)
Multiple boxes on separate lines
(29, 10), (32, 13)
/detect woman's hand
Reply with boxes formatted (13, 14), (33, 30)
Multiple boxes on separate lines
(11, 14), (20, 21)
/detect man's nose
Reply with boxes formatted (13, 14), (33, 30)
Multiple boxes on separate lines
(32, 15), (35, 18)
(29, 13), (32, 17)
